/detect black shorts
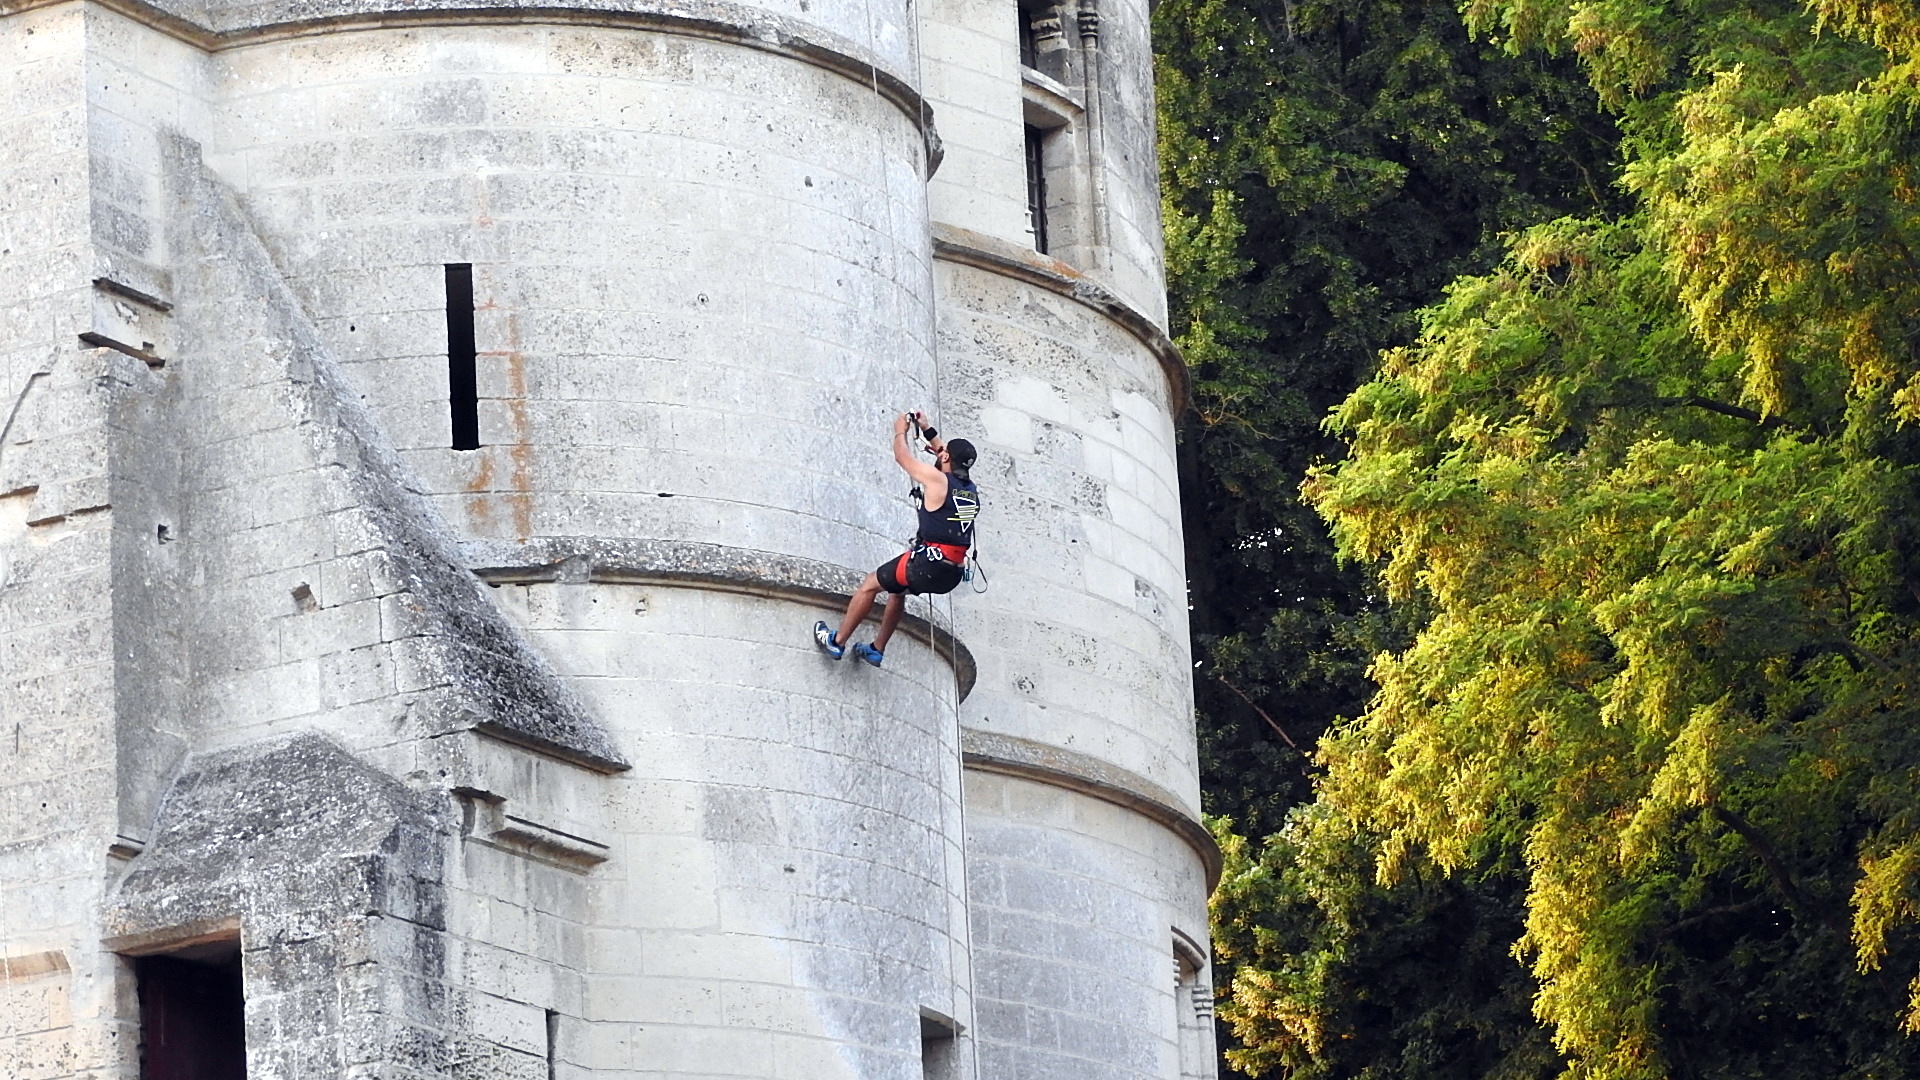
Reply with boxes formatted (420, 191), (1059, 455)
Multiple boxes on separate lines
(877, 544), (966, 596)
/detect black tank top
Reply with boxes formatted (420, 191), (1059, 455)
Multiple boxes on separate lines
(916, 475), (979, 547)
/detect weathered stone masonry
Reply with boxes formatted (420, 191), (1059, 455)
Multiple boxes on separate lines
(0, 0), (1217, 1077)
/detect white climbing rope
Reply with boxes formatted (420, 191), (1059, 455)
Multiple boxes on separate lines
(858, 0), (990, 1073)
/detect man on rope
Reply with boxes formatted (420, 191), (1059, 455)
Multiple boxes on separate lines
(815, 411), (979, 667)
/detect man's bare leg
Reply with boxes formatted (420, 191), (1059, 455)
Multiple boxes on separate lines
(835, 572), (885, 648)
(872, 592), (907, 654)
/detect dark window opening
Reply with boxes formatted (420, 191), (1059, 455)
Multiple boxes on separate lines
(919, 1008), (960, 1080)
(445, 263), (479, 451)
(135, 945), (247, 1080)
(1025, 126), (1050, 254)
(546, 1009), (560, 1080)
(1018, 1), (1056, 70)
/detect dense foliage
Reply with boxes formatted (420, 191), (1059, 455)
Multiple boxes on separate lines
(1155, 0), (1617, 1075)
(1156, 0), (1620, 838)
(1170, 0), (1920, 1077)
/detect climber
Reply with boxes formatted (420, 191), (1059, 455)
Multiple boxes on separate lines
(815, 411), (979, 667)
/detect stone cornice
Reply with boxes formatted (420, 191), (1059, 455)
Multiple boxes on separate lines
(931, 222), (1188, 416)
(960, 728), (1221, 890)
(463, 535), (977, 701)
(5, 0), (934, 161)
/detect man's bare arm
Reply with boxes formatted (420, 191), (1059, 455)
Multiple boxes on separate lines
(893, 413), (947, 504)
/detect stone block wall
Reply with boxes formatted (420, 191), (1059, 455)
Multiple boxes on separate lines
(1080, 0), (1169, 325)
(2, 10), (137, 1077)
(0, 1), (1214, 1078)
(965, 770), (1212, 1080)
(921, 0), (1030, 246)
(200, 25), (938, 572)
(934, 254), (1193, 803)
(0, 348), (135, 1080)
(921, 0), (1167, 321)
(486, 579), (973, 1079)
(914, 2), (1213, 1072)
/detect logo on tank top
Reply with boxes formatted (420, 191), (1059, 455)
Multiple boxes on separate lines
(949, 487), (978, 535)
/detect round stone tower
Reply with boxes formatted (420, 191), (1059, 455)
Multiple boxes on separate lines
(0, 0), (1214, 1078)
(920, 2), (1219, 1077)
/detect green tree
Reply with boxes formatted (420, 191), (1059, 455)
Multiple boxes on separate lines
(1210, 812), (1559, 1079)
(1156, 0), (1619, 837)
(1155, 3), (1618, 1076)
(1286, 1), (1920, 1076)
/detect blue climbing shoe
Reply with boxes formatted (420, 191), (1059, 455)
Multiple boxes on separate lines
(852, 642), (884, 667)
(813, 621), (845, 660)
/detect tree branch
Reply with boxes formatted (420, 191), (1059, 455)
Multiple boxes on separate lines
(1651, 396), (1784, 427)
(1212, 673), (1301, 750)
(1791, 640), (1891, 674)
(1593, 394), (1787, 428)
(1657, 897), (1766, 938)
(1710, 806), (1837, 927)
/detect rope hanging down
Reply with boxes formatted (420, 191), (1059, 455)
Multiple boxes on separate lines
(860, 0), (987, 1073)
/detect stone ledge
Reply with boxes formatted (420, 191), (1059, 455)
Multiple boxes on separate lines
(960, 728), (1221, 890)
(454, 786), (611, 870)
(931, 222), (1189, 415)
(463, 535), (978, 702)
(1, 0), (936, 166)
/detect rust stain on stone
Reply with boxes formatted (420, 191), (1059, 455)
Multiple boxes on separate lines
(469, 293), (533, 539)
(501, 308), (533, 539)
(0, 949), (69, 983)
(465, 445), (497, 532)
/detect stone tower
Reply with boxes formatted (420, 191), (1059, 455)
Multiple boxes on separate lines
(0, 0), (1216, 1075)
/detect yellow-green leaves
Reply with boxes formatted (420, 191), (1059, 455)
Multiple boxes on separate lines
(1293, 1), (1920, 1069)
(1642, 58), (1914, 425)
(1854, 840), (1920, 973)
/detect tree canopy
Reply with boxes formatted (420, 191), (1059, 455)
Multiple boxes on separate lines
(1172, 0), (1920, 1076)
(1156, 0), (1619, 1074)
(1167, 2), (1920, 1076)
(1156, 0), (1620, 839)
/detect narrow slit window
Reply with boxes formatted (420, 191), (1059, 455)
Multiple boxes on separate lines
(445, 263), (479, 450)
(546, 1009), (560, 1080)
(1024, 126), (1049, 255)
(135, 946), (247, 1080)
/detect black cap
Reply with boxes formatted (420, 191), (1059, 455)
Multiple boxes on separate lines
(946, 438), (977, 469)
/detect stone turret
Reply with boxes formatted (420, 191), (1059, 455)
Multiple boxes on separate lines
(0, 0), (1215, 1076)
